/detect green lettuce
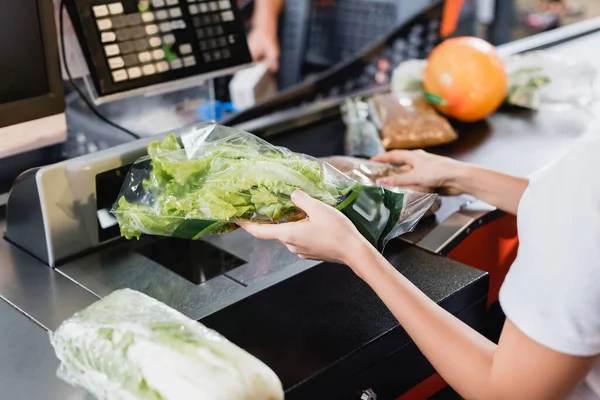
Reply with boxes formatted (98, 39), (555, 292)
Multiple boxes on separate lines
(115, 133), (350, 240)
(50, 289), (284, 400)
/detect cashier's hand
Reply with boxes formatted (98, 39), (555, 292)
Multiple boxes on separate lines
(247, 29), (280, 72)
(372, 150), (466, 196)
(239, 191), (367, 264)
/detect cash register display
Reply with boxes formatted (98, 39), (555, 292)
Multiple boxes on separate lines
(65, 0), (251, 97)
(0, 0), (49, 105)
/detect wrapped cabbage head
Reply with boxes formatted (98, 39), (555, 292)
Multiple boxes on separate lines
(50, 289), (284, 400)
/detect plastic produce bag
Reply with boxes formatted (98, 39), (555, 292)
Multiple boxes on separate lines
(322, 156), (441, 217)
(390, 52), (598, 111)
(50, 289), (284, 400)
(341, 97), (385, 158)
(504, 51), (598, 110)
(368, 92), (458, 150)
(113, 123), (437, 250)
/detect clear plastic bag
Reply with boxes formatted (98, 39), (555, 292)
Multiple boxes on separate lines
(368, 92), (458, 150)
(389, 52), (598, 111)
(50, 289), (284, 400)
(322, 156), (442, 217)
(113, 123), (437, 251)
(504, 51), (598, 110)
(341, 97), (386, 158)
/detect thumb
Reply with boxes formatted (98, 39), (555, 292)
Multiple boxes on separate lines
(376, 171), (420, 188)
(291, 191), (324, 216)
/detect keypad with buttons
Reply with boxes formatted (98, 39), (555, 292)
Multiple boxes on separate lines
(68, 0), (251, 96)
(190, 0), (238, 64)
(91, 0), (199, 83)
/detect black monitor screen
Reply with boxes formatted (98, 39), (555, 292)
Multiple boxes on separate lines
(0, 0), (50, 105)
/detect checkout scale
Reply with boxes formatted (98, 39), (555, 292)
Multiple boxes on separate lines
(0, 0), (492, 399)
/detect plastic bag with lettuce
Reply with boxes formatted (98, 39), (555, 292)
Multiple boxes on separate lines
(113, 123), (436, 251)
(50, 289), (284, 400)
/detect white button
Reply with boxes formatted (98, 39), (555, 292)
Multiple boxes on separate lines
(208, 2), (218, 11)
(112, 69), (128, 82)
(218, 0), (230, 10)
(143, 64), (157, 75)
(183, 56), (196, 67)
(139, 51), (152, 63)
(171, 20), (186, 30)
(170, 59), (183, 69)
(149, 37), (162, 47)
(199, 3), (208, 12)
(228, 34), (236, 44)
(145, 24), (159, 35)
(156, 10), (168, 20)
(160, 22), (171, 32)
(168, 7), (182, 18)
(128, 67), (142, 79)
(156, 61), (169, 72)
(163, 34), (175, 44)
(101, 32), (117, 43)
(152, 0), (165, 7)
(166, 0), (179, 5)
(221, 10), (234, 21)
(104, 44), (120, 56)
(97, 19), (113, 31)
(152, 49), (165, 60)
(108, 3), (124, 14)
(93, 5), (109, 17)
(142, 12), (155, 22)
(179, 44), (192, 54)
(189, 4), (199, 14)
(108, 56), (125, 69)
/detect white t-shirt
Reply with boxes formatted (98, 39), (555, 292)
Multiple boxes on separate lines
(499, 131), (600, 399)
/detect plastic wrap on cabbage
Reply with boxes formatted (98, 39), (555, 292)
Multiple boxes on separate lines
(50, 289), (284, 400)
(113, 123), (437, 250)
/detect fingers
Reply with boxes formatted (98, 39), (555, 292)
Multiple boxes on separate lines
(290, 191), (326, 216)
(265, 49), (279, 72)
(238, 221), (291, 241)
(376, 170), (420, 187)
(371, 150), (417, 165)
(266, 58), (279, 73)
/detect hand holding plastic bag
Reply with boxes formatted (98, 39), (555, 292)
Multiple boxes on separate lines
(113, 123), (437, 251)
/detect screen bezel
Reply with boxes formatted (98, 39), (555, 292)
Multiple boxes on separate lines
(0, 0), (65, 129)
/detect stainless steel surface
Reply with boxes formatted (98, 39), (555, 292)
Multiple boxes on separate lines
(417, 200), (497, 254)
(0, 221), (98, 332)
(5, 130), (173, 266)
(496, 16), (600, 58)
(57, 229), (320, 321)
(0, 298), (87, 399)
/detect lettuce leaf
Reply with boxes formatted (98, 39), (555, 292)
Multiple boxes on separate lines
(115, 134), (348, 239)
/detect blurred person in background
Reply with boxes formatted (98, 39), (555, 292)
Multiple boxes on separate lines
(247, 0), (284, 73)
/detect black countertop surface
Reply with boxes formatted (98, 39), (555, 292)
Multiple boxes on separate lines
(201, 240), (488, 398)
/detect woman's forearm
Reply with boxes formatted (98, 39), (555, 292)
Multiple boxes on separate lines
(449, 164), (529, 215)
(351, 244), (497, 399)
(252, 0), (284, 35)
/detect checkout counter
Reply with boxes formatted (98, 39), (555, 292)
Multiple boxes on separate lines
(1, 1), (600, 399)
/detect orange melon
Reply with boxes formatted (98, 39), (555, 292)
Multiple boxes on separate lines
(423, 37), (508, 122)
